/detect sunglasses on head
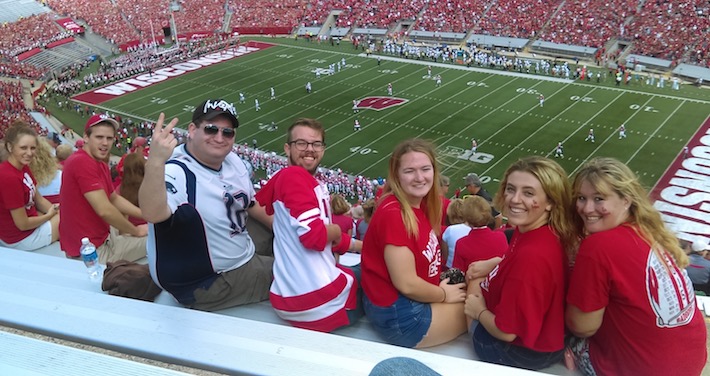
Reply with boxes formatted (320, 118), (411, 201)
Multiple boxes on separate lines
(202, 124), (235, 138)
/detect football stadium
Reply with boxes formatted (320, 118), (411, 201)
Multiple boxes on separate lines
(0, 0), (709, 374)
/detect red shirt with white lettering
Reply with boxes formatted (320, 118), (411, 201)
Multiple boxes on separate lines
(567, 225), (706, 375)
(362, 194), (442, 307)
(0, 161), (38, 243)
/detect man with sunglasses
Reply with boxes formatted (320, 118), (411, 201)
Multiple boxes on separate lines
(256, 118), (363, 332)
(140, 99), (274, 311)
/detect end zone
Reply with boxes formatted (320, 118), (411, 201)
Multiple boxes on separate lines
(71, 42), (275, 106)
(651, 115), (710, 245)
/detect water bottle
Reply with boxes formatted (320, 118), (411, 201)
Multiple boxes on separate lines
(80, 237), (102, 281)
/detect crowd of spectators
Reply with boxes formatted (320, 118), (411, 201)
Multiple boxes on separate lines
(473, 0), (557, 39)
(235, 145), (379, 203)
(338, 0), (424, 29)
(0, 81), (43, 140)
(229, 0), (305, 28)
(0, 13), (72, 59)
(539, 0), (638, 48)
(0, 61), (50, 80)
(1, 0), (703, 69)
(170, 0), (226, 35)
(625, 0), (710, 66)
(416, 0), (482, 33)
(46, 0), (139, 45)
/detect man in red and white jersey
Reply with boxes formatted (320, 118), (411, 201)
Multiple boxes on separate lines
(256, 118), (363, 333)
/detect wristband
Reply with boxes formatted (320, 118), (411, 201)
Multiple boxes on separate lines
(440, 287), (447, 303)
(477, 308), (489, 321)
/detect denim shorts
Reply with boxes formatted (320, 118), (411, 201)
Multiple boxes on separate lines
(473, 322), (564, 370)
(363, 294), (432, 348)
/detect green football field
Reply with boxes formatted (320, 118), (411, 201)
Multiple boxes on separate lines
(73, 37), (710, 195)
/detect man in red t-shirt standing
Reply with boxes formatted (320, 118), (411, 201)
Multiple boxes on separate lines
(60, 114), (148, 263)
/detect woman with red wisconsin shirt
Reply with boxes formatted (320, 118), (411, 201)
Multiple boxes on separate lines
(0, 122), (60, 250)
(361, 139), (467, 348)
(464, 156), (576, 370)
(566, 158), (706, 376)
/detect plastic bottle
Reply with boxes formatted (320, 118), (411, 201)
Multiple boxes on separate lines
(80, 237), (102, 281)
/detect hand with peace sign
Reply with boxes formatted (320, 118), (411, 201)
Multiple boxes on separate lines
(139, 113), (179, 224)
(148, 112), (180, 165)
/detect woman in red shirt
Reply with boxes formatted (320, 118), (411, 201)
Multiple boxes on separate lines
(464, 156), (576, 370)
(566, 158), (706, 375)
(361, 138), (467, 348)
(0, 122), (59, 250)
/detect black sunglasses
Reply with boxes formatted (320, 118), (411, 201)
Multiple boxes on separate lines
(202, 124), (236, 138)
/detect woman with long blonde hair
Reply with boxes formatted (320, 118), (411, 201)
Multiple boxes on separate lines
(566, 157), (706, 375)
(29, 138), (61, 204)
(0, 122), (60, 250)
(464, 156), (574, 370)
(361, 138), (467, 348)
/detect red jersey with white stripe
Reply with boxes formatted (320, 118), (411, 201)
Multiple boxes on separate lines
(256, 166), (356, 332)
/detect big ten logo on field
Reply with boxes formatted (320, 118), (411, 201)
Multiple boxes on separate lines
(439, 145), (494, 164)
(355, 97), (408, 111)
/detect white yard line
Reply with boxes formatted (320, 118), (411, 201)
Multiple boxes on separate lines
(623, 100), (686, 166)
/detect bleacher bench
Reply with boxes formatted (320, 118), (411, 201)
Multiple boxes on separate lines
(0, 247), (581, 375)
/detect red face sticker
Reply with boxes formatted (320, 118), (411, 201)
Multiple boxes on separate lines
(355, 96), (408, 111)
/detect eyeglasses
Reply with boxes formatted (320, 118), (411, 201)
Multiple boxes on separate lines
(202, 124), (235, 138)
(289, 140), (326, 151)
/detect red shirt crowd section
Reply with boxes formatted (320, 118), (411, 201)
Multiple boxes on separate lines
(230, 0), (305, 28)
(0, 13), (71, 58)
(539, 0), (638, 50)
(473, 0), (556, 39)
(417, 0), (483, 34)
(0, 81), (43, 140)
(629, 0), (709, 66)
(0, 0), (708, 68)
(46, 0), (139, 45)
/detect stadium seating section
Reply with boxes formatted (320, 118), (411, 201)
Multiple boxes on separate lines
(0, 0), (707, 79)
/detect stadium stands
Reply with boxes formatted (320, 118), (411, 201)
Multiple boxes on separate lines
(415, 0), (481, 34)
(0, 60), (49, 80)
(538, 0), (639, 48)
(22, 41), (94, 72)
(474, 0), (559, 39)
(335, 0), (424, 29)
(229, 0), (304, 28)
(0, 0), (50, 24)
(625, 0), (710, 67)
(46, 0), (139, 45)
(0, 13), (70, 58)
(0, 80), (42, 139)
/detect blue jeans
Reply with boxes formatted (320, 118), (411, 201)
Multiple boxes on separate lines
(363, 294), (432, 348)
(473, 322), (564, 370)
(343, 264), (364, 324)
(369, 357), (441, 376)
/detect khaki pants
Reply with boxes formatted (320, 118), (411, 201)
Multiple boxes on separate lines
(191, 253), (274, 311)
(97, 227), (147, 264)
